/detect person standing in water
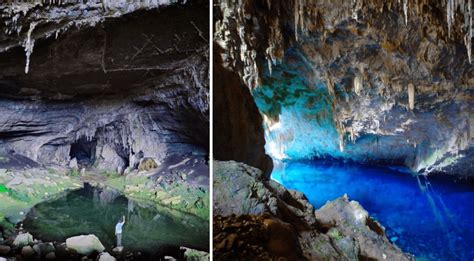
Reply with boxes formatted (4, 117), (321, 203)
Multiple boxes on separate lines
(115, 215), (126, 247)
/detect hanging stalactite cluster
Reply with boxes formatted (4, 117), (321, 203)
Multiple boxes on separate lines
(215, 0), (472, 175)
(349, 0), (473, 63)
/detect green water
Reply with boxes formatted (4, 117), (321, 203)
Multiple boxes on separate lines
(23, 185), (209, 254)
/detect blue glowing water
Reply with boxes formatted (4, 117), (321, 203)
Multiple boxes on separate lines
(272, 160), (474, 261)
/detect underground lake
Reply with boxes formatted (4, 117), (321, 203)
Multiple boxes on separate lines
(272, 160), (474, 261)
(22, 184), (209, 256)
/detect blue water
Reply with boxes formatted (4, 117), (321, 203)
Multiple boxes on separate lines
(272, 160), (474, 261)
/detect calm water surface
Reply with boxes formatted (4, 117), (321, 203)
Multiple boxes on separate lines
(272, 160), (474, 261)
(23, 185), (209, 255)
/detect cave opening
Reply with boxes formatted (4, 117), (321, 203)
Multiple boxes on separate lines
(69, 137), (97, 167)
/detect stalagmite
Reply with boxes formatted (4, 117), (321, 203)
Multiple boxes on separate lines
(339, 135), (345, 152)
(354, 75), (363, 95)
(408, 83), (415, 110)
(23, 21), (39, 74)
(326, 72), (335, 97)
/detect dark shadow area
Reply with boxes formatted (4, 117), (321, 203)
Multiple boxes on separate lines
(69, 137), (97, 167)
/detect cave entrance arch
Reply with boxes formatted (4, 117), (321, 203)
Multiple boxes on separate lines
(69, 137), (97, 167)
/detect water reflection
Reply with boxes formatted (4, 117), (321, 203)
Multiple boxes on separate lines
(23, 184), (208, 255)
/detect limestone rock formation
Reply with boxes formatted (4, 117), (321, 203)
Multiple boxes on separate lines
(214, 0), (473, 177)
(65, 234), (105, 255)
(213, 45), (273, 177)
(213, 160), (414, 260)
(0, 0), (209, 173)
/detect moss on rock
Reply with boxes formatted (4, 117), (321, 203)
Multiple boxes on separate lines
(138, 158), (158, 172)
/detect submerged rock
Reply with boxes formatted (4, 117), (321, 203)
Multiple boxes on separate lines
(65, 234), (105, 255)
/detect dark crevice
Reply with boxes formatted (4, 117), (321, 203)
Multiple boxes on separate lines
(365, 216), (385, 236)
(69, 136), (97, 167)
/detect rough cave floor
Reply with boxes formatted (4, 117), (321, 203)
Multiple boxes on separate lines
(272, 160), (474, 260)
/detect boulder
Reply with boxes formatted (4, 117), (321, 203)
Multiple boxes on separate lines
(45, 252), (56, 259)
(65, 234), (105, 255)
(13, 232), (33, 247)
(21, 245), (35, 257)
(98, 252), (117, 261)
(112, 246), (123, 253)
(69, 158), (79, 169)
(96, 144), (128, 173)
(0, 245), (11, 255)
(33, 242), (55, 256)
(138, 158), (158, 172)
(181, 247), (209, 261)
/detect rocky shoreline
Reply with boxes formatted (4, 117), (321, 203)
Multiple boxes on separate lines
(0, 151), (209, 224)
(0, 153), (209, 260)
(0, 229), (208, 260)
(213, 160), (414, 260)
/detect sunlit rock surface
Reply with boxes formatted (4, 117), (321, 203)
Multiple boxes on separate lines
(0, 0), (209, 171)
(214, 0), (473, 177)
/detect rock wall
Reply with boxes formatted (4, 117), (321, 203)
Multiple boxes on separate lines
(0, 0), (209, 172)
(214, 0), (473, 177)
(213, 45), (272, 177)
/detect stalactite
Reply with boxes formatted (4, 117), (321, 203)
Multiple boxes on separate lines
(352, 0), (363, 21)
(354, 65), (364, 96)
(354, 75), (363, 95)
(339, 133), (345, 152)
(465, 0), (472, 64)
(408, 83), (415, 110)
(404, 0), (409, 25)
(23, 21), (38, 74)
(326, 72), (335, 97)
(447, 0), (454, 37)
(267, 57), (273, 75)
(294, 0), (300, 41)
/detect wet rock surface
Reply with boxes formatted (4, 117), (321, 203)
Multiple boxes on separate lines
(213, 160), (414, 260)
(214, 0), (473, 177)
